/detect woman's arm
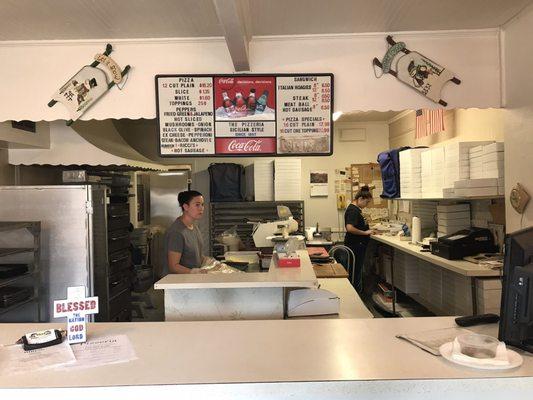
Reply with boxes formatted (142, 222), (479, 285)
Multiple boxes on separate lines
(168, 251), (205, 274)
(346, 223), (373, 236)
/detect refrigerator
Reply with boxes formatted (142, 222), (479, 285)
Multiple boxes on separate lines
(0, 185), (129, 322)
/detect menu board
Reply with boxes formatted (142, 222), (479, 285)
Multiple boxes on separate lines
(156, 74), (333, 157)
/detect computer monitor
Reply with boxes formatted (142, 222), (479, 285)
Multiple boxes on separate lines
(498, 226), (533, 353)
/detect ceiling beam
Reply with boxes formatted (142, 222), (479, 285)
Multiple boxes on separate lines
(212, 0), (251, 72)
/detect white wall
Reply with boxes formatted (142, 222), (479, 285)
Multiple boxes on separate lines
(0, 121), (50, 149)
(502, 5), (533, 233)
(0, 30), (501, 122)
(389, 108), (504, 148)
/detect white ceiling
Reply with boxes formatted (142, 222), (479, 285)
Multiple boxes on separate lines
(0, 0), (532, 41)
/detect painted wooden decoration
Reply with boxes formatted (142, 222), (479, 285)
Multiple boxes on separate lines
(373, 36), (460, 107)
(48, 44), (131, 125)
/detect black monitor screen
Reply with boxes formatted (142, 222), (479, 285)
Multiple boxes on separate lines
(498, 226), (533, 352)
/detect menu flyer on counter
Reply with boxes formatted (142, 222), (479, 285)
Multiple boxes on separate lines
(156, 74), (333, 157)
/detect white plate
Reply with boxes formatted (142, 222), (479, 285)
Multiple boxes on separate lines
(439, 342), (523, 370)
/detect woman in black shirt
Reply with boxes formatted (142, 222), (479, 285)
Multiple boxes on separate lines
(344, 186), (375, 294)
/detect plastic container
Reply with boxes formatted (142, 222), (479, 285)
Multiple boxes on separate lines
(457, 333), (499, 359)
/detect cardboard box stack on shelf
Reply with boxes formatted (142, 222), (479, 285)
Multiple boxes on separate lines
(471, 200), (494, 228)
(453, 177), (504, 197)
(442, 269), (474, 316)
(411, 201), (438, 233)
(469, 145), (484, 179)
(399, 148), (428, 198)
(437, 203), (471, 235)
(421, 147), (445, 198)
(274, 159), (302, 201)
(393, 250), (420, 295)
(482, 142), (504, 181)
(443, 141), (494, 196)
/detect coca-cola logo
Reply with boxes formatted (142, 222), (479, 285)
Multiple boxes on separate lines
(218, 77), (235, 90)
(228, 139), (263, 152)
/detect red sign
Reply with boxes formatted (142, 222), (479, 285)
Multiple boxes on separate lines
(215, 138), (276, 154)
(54, 297), (99, 317)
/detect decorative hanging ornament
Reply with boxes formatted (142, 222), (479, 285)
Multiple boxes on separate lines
(373, 36), (460, 107)
(48, 44), (131, 125)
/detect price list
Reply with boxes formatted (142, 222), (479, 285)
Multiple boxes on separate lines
(157, 77), (214, 155)
(276, 76), (332, 154)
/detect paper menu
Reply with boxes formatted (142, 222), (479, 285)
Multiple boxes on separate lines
(0, 341), (76, 376)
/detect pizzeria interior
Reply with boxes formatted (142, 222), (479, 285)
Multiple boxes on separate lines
(0, 1), (533, 398)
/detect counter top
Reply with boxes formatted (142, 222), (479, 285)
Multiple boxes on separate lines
(313, 262), (349, 278)
(1, 317), (531, 390)
(317, 278), (374, 319)
(154, 250), (317, 290)
(372, 235), (501, 277)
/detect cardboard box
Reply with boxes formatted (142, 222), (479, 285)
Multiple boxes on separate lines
(439, 218), (471, 227)
(482, 152), (504, 163)
(454, 187), (499, 197)
(483, 142), (504, 154)
(438, 210), (471, 220)
(454, 178), (500, 189)
(437, 204), (470, 213)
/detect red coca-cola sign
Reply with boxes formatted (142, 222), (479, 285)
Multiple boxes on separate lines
(216, 138), (276, 154)
(217, 77), (235, 90)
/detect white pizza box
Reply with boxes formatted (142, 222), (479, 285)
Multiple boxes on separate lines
(454, 178), (500, 189)
(483, 142), (504, 154)
(483, 160), (504, 170)
(438, 210), (471, 220)
(483, 170), (504, 179)
(454, 187), (499, 197)
(445, 159), (470, 167)
(482, 152), (504, 163)
(442, 188), (456, 197)
(469, 145), (485, 155)
(439, 218), (472, 227)
(437, 203), (470, 213)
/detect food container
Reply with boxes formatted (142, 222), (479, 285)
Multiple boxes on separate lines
(457, 333), (499, 359)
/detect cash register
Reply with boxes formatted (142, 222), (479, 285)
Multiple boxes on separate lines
(431, 228), (498, 260)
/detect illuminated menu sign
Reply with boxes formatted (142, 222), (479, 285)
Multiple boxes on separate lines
(156, 74), (333, 157)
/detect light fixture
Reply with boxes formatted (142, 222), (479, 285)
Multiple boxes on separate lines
(333, 111), (343, 121)
(157, 171), (187, 176)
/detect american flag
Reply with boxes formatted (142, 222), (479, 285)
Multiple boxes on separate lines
(415, 109), (445, 139)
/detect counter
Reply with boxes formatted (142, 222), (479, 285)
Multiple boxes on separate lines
(372, 235), (500, 277)
(371, 235), (502, 315)
(1, 317), (532, 399)
(154, 250), (318, 321)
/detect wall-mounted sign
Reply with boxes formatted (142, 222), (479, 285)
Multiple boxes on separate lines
(48, 43), (131, 126)
(373, 36), (460, 107)
(156, 73), (333, 157)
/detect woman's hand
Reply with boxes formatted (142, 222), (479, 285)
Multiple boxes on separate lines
(365, 229), (376, 236)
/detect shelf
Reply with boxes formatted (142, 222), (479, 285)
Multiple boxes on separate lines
(371, 292), (401, 317)
(391, 196), (504, 201)
(0, 270), (39, 289)
(0, 248), (35, 257)
(0, 222), (37, 233)
(0, 296), (38, 316)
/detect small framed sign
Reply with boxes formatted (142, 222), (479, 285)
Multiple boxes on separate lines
(155, 73), (333, 157)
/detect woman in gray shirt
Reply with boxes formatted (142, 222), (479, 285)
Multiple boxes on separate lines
(165, 190), (208, 274)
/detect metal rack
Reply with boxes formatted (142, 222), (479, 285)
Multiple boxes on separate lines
(0, 221), (41, 321)
(210, 201), (304, 257)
